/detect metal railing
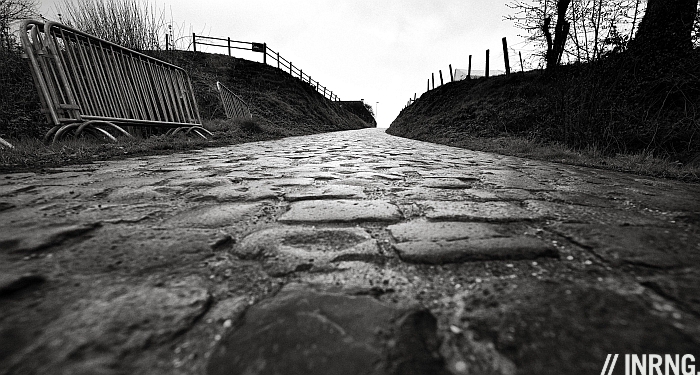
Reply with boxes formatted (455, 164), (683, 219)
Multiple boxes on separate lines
(19, 20), (211, 143)
(192, 33), (340, 101)
(216, 81), (252, 120)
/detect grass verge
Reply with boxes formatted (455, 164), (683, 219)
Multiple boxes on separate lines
(0, 118), (294, 173)
(407, 132), (700, 182)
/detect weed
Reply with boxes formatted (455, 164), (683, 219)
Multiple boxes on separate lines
(238, 118), (264, 133)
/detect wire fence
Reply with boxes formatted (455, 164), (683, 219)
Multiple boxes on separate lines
(189, 33), (340, 101)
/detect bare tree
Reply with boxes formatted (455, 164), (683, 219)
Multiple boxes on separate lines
(507, 0), (646, 66)
(0, 0), (38, 50)
(632, 0), (699, 53)
(543, 0), (571, 69)
(694, 4), (700, 47)
(57, 0), (167, 51)
(566, 0), (645, 60)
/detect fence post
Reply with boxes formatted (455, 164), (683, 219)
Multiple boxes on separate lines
(439, 70), (443, 86)
(165, 34), (169, 51)
(290, 62), (293, 75)
(485, 49), (490, 78)
(468, 55), (472, 79)
(192, 33), (196, 52)
(519, 51), (524, 72)
(431, 73), (434, 89)
(414, 93), (416, 101)
(300, 69), (303, 81)
(502, 37), (510, 75)
(227, 37), (231, 56)
(277, 52), (280, 69)
(263, 43), (267, 65)
(427, 79), (429, 92)
(449, 64), (453, 82)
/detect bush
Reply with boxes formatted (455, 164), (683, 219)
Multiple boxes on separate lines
(238, 118), (264, 133)
(0, 48), (46, 141)
(58, 0), (167, 51)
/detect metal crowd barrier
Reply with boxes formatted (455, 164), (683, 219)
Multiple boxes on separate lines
(19, 20), (211, 143)
(216, 81), (252, 120)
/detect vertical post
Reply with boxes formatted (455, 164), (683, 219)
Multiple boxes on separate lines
(263, 43), (267, 65)
(502, 37), (510, 75)
(519, 51), (524, 72)
(439, 70), (443, 86)
(227, 37), (231, 56)
(449, 64), (453, 82)
(468, 55), (472, 79)
(427, 79), (429, 92)
(431, 73), (434, 89)
(290, 63), (293, 75)
(165, 34), (169, 51)
(192, 33), (196, 52)
(300, 69), (303, 80)
(414, 93), (416, 100)
(485, 49), (490, 78)
(277, 52), (280, 69)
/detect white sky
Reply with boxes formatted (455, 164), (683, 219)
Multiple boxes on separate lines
(38, 0), (531, 128)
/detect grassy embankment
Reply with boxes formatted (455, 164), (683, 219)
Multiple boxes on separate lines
(0, 49), (373, 173)
(388, 51), (700, 181)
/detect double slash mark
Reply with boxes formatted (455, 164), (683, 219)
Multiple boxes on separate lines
(602, 354), (619, 375)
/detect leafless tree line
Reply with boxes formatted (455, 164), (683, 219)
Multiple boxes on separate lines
(508, 0), (699, 68)
(507, 0), (646, 66)
(0, 0), (37, 50)
(56, 0), (167, 51)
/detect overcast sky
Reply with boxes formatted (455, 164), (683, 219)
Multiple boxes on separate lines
(38, 0), (531, 128)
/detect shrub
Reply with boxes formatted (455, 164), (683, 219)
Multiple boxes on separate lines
(0, 48), (45, 140)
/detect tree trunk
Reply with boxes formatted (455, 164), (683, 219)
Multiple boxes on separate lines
(632, 0), (698, 53)
(544, 0), (572, 69)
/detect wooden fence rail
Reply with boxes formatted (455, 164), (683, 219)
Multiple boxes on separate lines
(192, 33), (339, 101)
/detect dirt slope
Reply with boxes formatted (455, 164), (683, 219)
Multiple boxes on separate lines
(158, 51), (374, 135)
(388, 51), (700, 161)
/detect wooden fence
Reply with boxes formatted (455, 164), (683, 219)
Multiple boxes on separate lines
(191, 33), (339, 101)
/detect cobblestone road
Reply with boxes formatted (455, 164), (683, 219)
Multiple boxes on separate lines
(2, 128), (700, 374)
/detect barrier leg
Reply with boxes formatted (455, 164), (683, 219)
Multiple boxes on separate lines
(53, 123), (80, 144)
(0, 136), (13, 149)
(75, 120), (131, 141)
(43, 125), (63, 144)
(82, 127), (118, 143)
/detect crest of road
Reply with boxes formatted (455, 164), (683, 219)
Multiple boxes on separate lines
(2, 128), (700, 375)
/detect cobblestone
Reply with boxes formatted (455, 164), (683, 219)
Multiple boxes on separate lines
(1, 128), (700, 374)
